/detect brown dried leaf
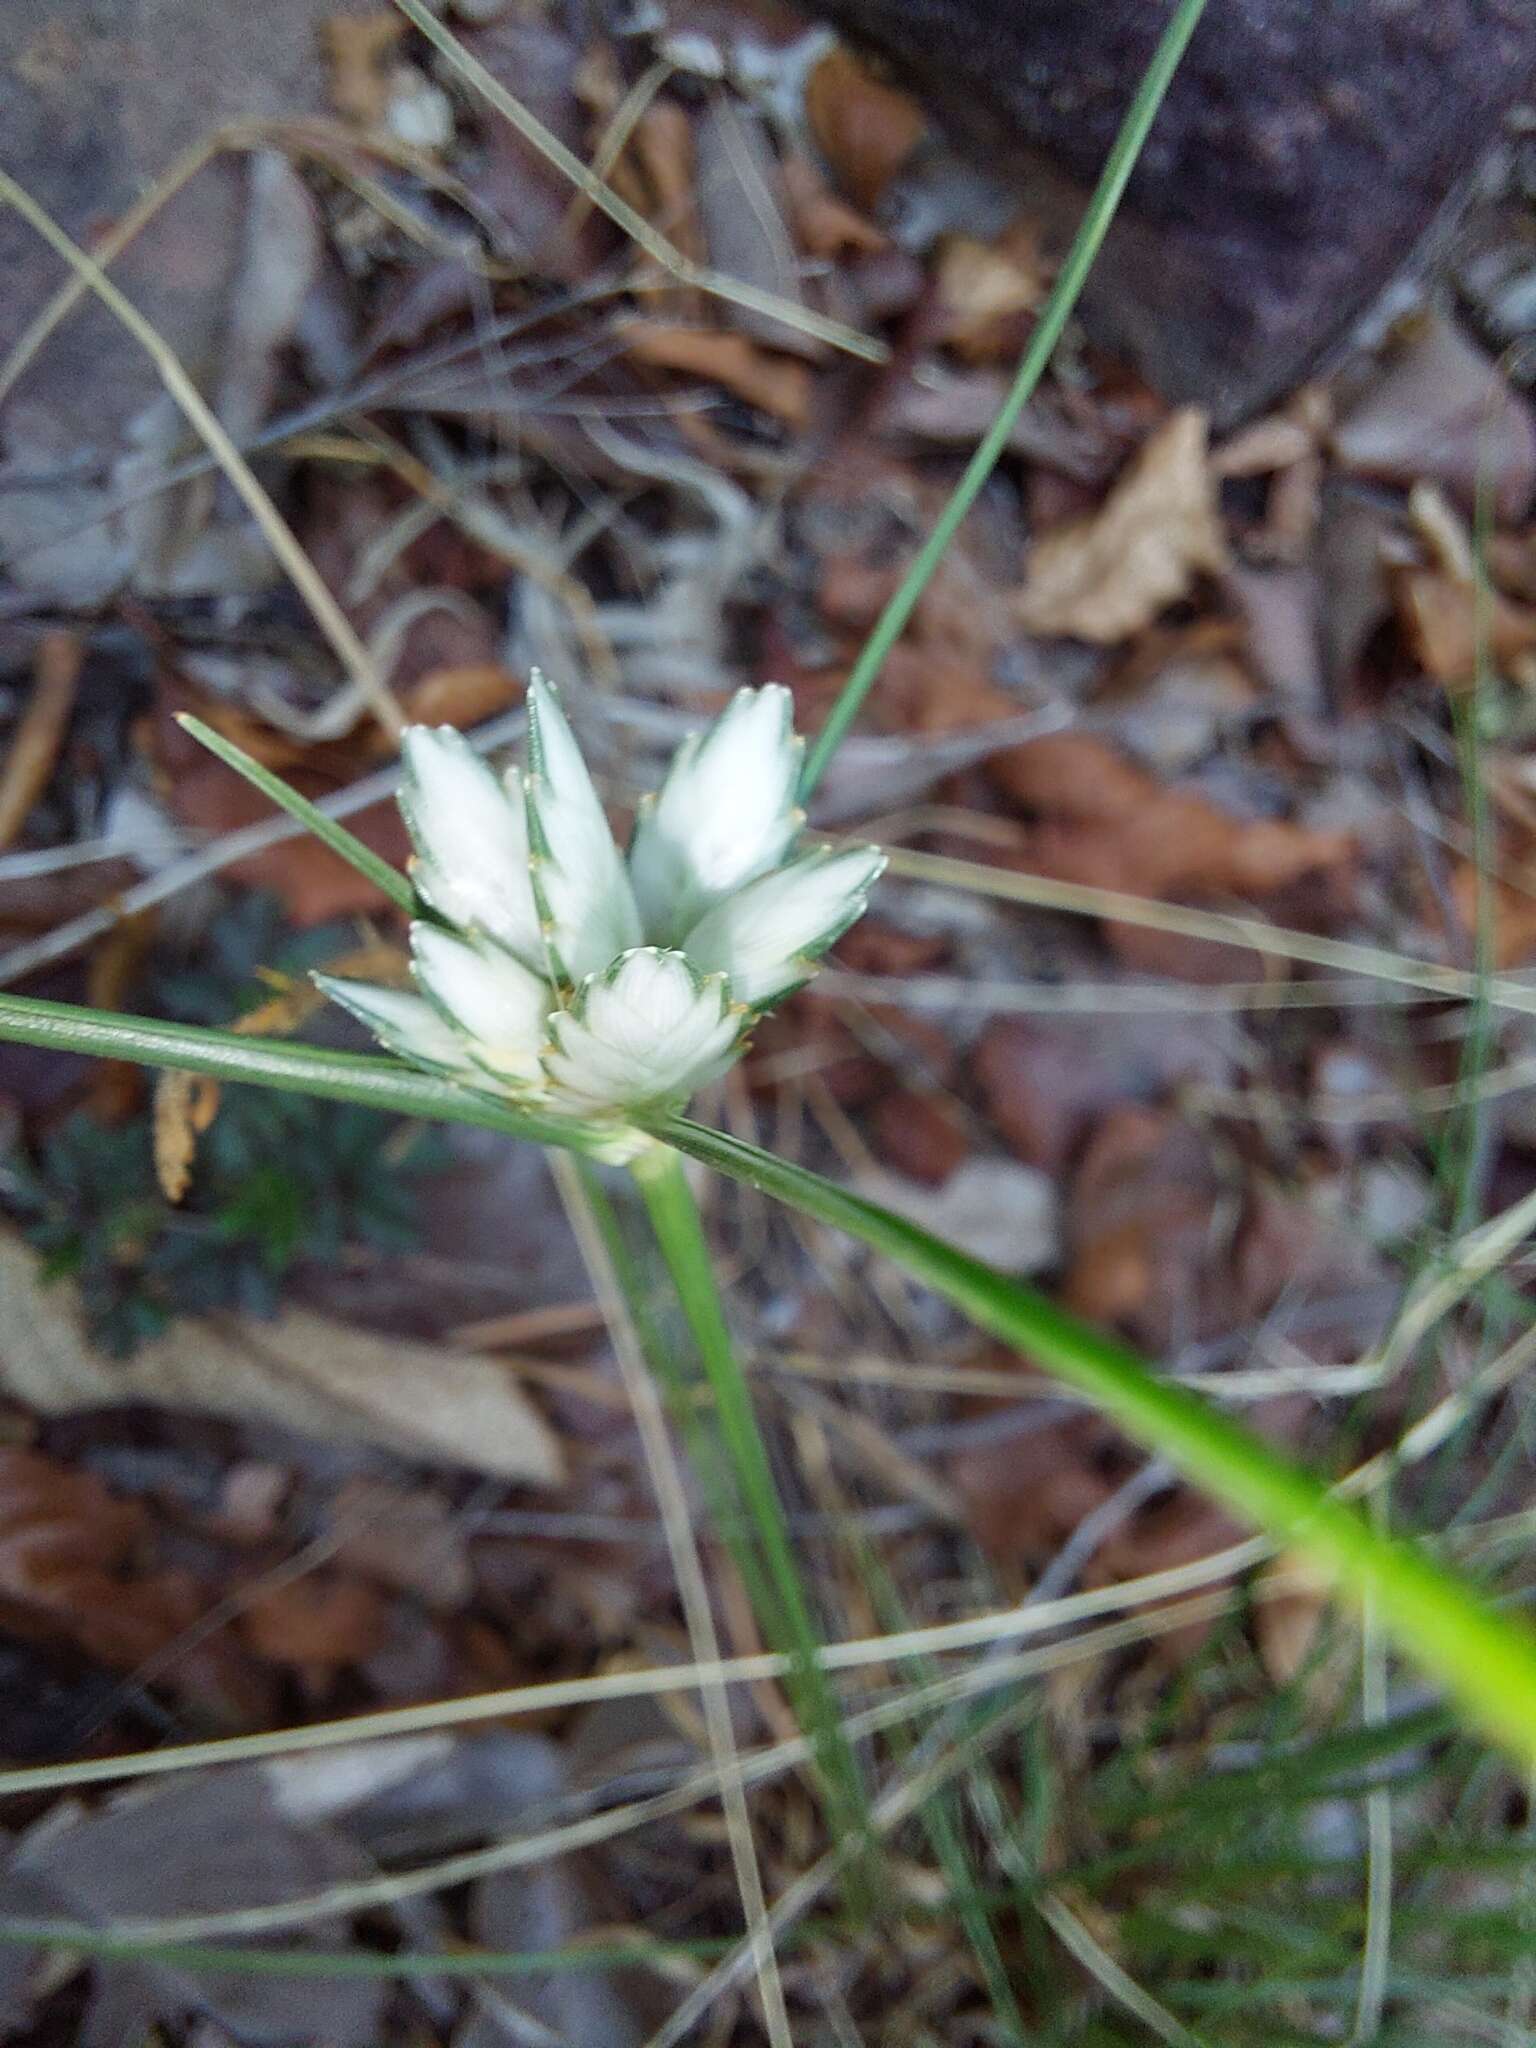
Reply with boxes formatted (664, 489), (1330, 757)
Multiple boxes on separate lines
(0, 1447), (206, 1672)
(781, 152), (888, 260)
(1395, 565), (1536, 690)
(1016, 409), (1228, 643)
(153, 1071), (222, 1204)
(1254, 1552), (1334, 1686)
(399, 661), (523, 727)
(167, 760), (410, 924)
(240, 1572), (388, 1671)
(869, 1088), (970, 1186)
(933, 227), (1042, 365)
(1449, 860), (1536, 969)
(1061, 1107), (1228, 1345)
(804, 42), (926, 213)
(1331, 312), (1536, 521)
(988, 732), (1354, 917)
(619, 320), (812, 427)
(606, 96), (700, 255)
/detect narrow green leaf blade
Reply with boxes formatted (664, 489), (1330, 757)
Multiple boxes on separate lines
(797, 0), (1210, 798)
(177, 713), (415, 911)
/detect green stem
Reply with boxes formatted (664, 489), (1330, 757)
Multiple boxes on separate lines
(629, 1142), (875, 1858)
(657, 1116), (1536, 1775)
(797, 0), (1211, 799)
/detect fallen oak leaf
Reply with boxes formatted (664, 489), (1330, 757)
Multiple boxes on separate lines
(1015, 408), (1228, 643)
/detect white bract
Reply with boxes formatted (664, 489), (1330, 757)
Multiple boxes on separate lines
(317, 678), (884, 1121)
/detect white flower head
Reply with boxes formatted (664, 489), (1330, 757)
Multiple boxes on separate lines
(318, 675), (884, 1121)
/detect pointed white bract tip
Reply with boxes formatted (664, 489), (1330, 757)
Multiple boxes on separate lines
(397, 726), (542, 964)
(522, 677), (642, 982)
(629, 683), (804, 945)
(409, 922), (549, 1088)
(313, 973), (484, 1082)
(681, 844), (886, 1007)
(543, 946), (741, 1114)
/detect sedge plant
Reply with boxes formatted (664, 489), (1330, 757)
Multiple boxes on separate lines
(5, 687), (1536, 1787)
(8, 0), (1536, 2018)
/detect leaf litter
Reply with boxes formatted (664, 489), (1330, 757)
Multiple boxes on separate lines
(2, 1), (1536, 2040)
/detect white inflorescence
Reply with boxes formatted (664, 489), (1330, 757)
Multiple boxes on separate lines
(316, 678), (885, 1120)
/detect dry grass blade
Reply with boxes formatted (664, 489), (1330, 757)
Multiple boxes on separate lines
(0, 1590), (1246, 1957)
(0, 132), (223, 407)
(0, 631), (82, 851)
(0, 1548), (1278, 1799)
(883, 843), (1536, 1018)
(0, 168), (402, 739)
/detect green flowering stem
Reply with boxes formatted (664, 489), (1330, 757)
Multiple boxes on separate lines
(5, 987), (1536, 1777)
(798, 0), (1211, 798)
(628, 1141), (875, 1862)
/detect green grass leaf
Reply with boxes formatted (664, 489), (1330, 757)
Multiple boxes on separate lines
(177, 714), (415, 912)
(797, 0), (1211, 798)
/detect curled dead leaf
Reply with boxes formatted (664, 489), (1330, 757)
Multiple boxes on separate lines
(1016, 409), (1228, 643)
